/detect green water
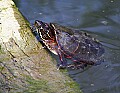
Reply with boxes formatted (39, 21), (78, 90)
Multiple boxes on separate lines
(13, 0), (120, 93)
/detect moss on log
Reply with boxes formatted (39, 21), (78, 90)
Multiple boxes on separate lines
(0, 0), (82, 93)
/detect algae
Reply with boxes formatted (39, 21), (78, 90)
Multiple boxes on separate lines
(24, 77), (54, 93)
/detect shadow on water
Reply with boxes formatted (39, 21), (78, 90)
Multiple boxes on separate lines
(13, 0), (120, 93)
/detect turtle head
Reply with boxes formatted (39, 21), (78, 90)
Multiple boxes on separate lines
(34, 20), (55, 41)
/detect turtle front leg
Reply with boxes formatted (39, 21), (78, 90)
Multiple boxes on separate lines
(57, 48), (67, 69)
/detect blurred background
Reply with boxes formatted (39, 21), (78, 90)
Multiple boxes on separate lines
(13, 0), (120, 93)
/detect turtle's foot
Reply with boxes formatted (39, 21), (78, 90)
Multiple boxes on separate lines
(67, 63), (87, 69)
(57, 64), (67, 70)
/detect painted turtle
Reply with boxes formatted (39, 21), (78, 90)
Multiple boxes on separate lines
(33, 20), (104, 69)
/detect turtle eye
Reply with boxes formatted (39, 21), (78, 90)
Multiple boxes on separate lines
(40, 29), (50, 40)
(42, 34), (49, 39)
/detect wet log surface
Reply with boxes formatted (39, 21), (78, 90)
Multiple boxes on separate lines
(0, 0), (81, 93)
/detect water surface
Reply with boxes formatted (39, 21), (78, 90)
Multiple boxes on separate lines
(13, 0), (120, 93)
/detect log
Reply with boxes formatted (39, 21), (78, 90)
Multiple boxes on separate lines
(0, 0), (82, 93)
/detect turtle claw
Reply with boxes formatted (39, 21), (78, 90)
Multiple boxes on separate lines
(67, 63), (87, 69)
(57, 64), (66, 70)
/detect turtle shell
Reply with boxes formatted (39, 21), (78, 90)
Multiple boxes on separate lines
(53, 23), (105, 65)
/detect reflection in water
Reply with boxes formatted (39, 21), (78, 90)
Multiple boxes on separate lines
(13, 0), (120, 93)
